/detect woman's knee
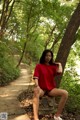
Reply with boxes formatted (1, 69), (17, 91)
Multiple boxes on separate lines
(62, 90), (68, 98)
(33, 88), (40, 97)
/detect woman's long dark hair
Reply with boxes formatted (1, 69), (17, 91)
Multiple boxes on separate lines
(39, 49), (55, 65)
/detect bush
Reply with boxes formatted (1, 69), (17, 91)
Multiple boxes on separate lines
(0, 42), (20, 86)
(61, 71), (80, 113)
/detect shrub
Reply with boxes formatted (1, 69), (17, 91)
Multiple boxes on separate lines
(0, 42), (20, 86)
(61, 70), (80, 113)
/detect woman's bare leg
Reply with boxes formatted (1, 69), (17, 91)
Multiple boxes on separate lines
(48, 88), (68, 117)
(33, 87), (45, 120)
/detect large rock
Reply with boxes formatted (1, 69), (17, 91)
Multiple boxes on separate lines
(39, 95), (56, 115)
(18, 86), (56, 115)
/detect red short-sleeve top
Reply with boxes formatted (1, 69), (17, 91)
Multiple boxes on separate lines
(33, 63), (60, 91)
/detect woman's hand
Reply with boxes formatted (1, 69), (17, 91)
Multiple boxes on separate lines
(34, 83), (40, 89)
(55, 62), (61, 65)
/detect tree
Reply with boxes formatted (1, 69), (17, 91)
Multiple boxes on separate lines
(55, 2), (80, 87)
(0, 0), (15, 40)
(16, 0), (42, 67)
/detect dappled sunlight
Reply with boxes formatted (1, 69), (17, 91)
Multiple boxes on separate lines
(20, 69), (28, 75)
(19, 75), (31, 80)
(12, 114), (30, 120)
(12, 83), (34, 86)
(20, 99), (33, 108)
(0, 90), (17, 97)
(0, 90), (18, 98)
(0, 94), (9, 97)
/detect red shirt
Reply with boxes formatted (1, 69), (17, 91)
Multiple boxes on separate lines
(33, 63), (60, 91)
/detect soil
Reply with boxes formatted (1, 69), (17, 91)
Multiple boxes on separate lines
(0, 63), (32, 120)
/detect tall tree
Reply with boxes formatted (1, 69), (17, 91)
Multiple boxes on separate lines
(55, 2), (80, 87)
(16, 0), (42, 67)
(0, 0), (15, 40)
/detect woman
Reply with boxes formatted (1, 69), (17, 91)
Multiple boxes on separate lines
(33, 49), (68, 120)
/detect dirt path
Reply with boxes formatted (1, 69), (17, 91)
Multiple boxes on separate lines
(0, 63), (34, 120)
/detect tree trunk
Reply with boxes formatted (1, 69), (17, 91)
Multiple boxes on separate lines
(55, 3), (80, 87)
(16, 41), (27, 68)
(0, 0), (15, 40)
(44, 25), (56, 49)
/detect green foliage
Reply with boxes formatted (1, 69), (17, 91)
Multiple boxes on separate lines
(60, 41), (80, 113)
(1, 0), (78, 63)
(61, 70), (80, 113)
(0, 0), (80, 114)
(0, 42), (20, 86)
(42, 0), (74, 30)
(26, 36), (44, 62)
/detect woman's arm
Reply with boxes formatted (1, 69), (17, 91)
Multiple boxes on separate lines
(34, 78), (39, 87)
(55, 62), (63, 73)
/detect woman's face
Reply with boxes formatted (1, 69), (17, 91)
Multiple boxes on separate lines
(45, 52), (52, 63)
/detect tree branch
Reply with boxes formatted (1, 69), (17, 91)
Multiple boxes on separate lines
(6, 0), (15, 24)
(50, 32), (62, 50)
(44, 25), (56, 49)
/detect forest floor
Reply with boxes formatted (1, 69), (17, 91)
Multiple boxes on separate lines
(0, 63), (80, 120)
